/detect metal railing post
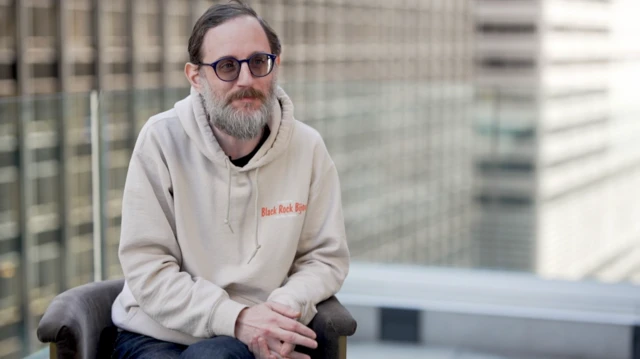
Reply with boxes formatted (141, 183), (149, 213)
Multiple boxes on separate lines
(90, 91), (107, 282)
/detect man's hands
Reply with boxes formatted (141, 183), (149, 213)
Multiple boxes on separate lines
(235, 302), (317, 359)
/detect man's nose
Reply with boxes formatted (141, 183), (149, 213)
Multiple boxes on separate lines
(236, 62), (254, 86)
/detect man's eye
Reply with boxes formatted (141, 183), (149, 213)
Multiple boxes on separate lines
(217, 61), (237, 72)
(252, 55), (269, 65)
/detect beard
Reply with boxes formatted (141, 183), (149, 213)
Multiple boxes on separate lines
(200, 74), (276, 140)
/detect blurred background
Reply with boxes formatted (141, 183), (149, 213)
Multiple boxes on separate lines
(1, 0), (640, 358)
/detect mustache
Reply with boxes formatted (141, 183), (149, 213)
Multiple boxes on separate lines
(226, 87), (266, 105)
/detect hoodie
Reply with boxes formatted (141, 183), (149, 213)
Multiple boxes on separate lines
(111, 86), (350, 345)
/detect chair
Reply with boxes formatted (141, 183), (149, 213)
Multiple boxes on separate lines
(37, 279), (357, 359)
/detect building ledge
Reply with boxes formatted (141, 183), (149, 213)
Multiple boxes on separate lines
(337, 262), (640, 359)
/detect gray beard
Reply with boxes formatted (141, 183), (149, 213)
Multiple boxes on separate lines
(200, 79), (275, 140)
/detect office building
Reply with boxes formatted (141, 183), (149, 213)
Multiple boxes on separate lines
(474, 0), (640, 281)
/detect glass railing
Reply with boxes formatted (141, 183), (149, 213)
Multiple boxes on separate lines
(2, 82), (640, 358)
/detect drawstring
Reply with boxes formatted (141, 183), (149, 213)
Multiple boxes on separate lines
(247, 167), (262, 264)
(224, 158), (262, 264)
(224, 160), (234, 233)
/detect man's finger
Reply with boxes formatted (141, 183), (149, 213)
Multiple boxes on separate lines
(287, 351), (311, 359)
(266, 337), (283, 355)
(250, 337), (259, 356)
(279, 342), (295, 357)
(258, 337), (272, 359)
(276, 317), (317, 340)
(267, 302), (301, 319)
(267, 328), (317, 349)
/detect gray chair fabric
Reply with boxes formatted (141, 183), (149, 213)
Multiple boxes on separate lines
(37, 279), (124, 359)
(37, 279), (357, 359)
(298, 296), (358, 359)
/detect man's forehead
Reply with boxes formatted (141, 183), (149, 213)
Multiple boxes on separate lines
(201, 16), (271, 61)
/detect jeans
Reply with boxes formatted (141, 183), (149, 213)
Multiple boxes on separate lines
(111, 330), (255, 359)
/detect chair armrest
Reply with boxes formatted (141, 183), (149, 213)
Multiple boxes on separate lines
(310, 296), (357, 337)
(37, 279), (125, 359)
(299, 296), (356, 359)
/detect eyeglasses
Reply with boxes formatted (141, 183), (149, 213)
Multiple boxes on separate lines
(198, 53), (277, 82)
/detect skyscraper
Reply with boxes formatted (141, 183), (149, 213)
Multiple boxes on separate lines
(474, 0), (640, 281)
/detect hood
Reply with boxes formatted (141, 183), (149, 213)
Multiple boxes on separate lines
(174, 85), (297, 264)
(175, 85), (295, 171)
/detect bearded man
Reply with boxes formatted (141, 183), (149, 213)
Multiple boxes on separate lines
(110, 1), (350, 358)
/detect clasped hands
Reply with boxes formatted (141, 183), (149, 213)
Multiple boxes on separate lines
(235, 302), (317, 359)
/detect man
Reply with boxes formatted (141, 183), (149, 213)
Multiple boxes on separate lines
(110, 1), (350, 358)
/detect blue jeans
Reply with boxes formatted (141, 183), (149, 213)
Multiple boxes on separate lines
(111, 330), (255, 359)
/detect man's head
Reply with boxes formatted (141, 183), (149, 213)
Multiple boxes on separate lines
(185, 0), (282, 140)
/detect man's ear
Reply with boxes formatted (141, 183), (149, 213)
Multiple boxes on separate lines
(185, 62), (203, 91)
(276, 54), (281, 66)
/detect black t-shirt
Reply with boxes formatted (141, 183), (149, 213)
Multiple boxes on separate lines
(229, 126), (271, 167)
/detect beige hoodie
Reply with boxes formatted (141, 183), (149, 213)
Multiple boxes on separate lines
(111, 86), (350, 345)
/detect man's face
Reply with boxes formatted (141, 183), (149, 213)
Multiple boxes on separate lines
(198, 16), (278, 140)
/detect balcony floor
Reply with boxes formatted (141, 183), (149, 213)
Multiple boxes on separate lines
(348, 342), (566, 359)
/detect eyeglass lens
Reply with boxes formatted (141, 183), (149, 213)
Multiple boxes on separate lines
(215, 54), (273, 81)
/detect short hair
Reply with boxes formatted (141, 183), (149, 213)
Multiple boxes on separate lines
(188, 0), (282, 64)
